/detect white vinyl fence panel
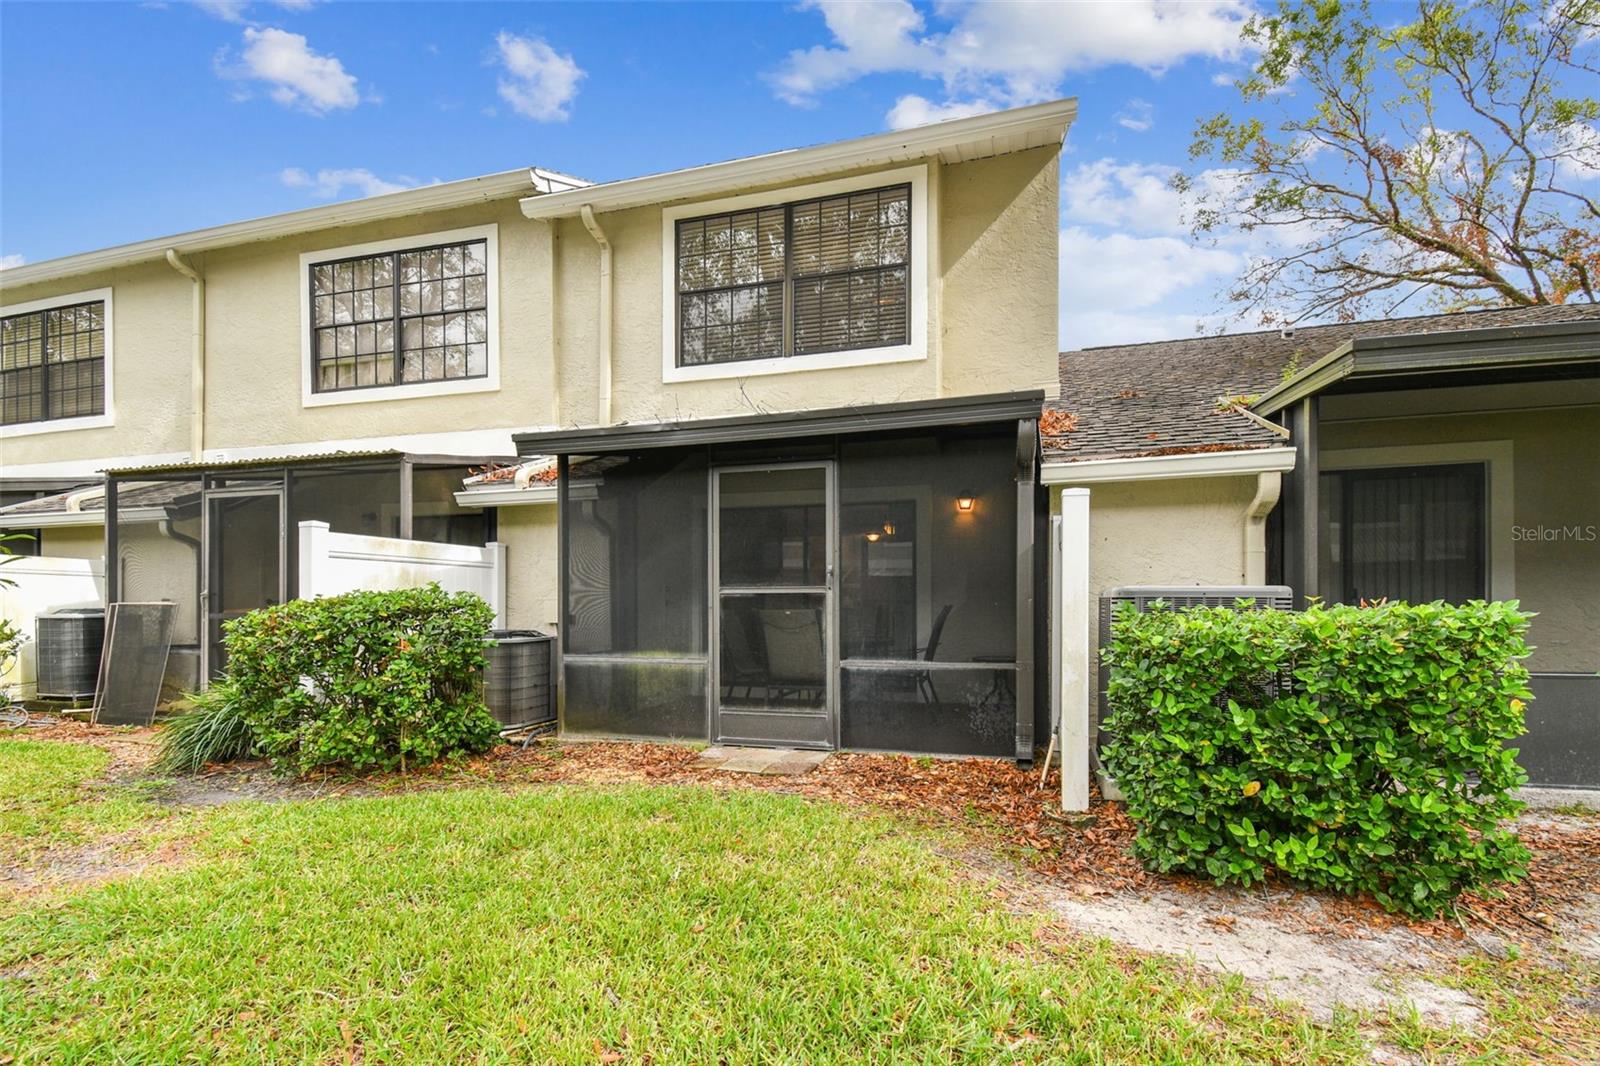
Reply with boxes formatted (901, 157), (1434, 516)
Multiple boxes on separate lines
(296, 521), (506, 627)
(0, 555), (106, 697)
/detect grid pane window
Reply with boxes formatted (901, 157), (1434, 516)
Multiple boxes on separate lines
(310, 238), (488, 393)
(1, 300), (106, 426)
(675, 183), (910, 368)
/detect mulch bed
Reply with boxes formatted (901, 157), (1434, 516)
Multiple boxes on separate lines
(14, 722), (1600, 947)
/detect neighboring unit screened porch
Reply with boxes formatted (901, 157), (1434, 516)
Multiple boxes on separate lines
(517, 392), (1047, 763)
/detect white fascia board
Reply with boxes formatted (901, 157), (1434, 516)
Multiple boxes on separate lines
(1042, 447), (1297, 485)
(519, 98), (1077, 220)
(2, 509), (107, 529)
(1, 169), (569, 289)
(453, 485), (558, 508)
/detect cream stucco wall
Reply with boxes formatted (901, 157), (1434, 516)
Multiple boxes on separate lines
(4, 147), (1057, 469)
(1, 259), (193, 469)
(4, 145), (1059, 644)
(497, 504), (559, 633)
(1051, 474), (1264, 747)
(1320, 401), (1600, 674)
(550, 147), (1060, 426)
(37, 525), (105, 561)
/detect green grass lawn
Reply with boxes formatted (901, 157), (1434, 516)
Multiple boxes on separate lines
(0, 738), (1375, 1065)
(0, 738), (178, 853)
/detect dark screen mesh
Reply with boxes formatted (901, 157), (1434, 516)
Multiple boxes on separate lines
(562, 451), (710, 739)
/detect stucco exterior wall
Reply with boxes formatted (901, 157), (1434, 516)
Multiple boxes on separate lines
(5, 145), (1056, 482)
(551, 147), (1060, 427)
(37, 525), (105, 561)
(200, 200), (548, 453)
(1320, 403), (1600, 674)
(1051, 474), (1262, 748)
(497, 503), (559, 633)
(1, 259), (193, 469)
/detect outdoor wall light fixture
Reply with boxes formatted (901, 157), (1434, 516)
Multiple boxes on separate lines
(881, 521), (896, 536)
(955, 492), (976, 513)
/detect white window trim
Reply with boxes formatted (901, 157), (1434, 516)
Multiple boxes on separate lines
(299, 223), (500, 408)
(1321, 439), (1515, 599)
(0, 287), (115, 439)
(659, 164), (929, 384)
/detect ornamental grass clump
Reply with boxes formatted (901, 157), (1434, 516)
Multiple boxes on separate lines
(1101, 599), (1532, 917)
(153, 680), (256, 774)
(222, 585), (499, 776)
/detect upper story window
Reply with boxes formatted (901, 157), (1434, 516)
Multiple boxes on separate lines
(676, 184), (910, 368)
(300, 224), (499, 408)
(661, 166), (928, 383)
(1, 290), (112, 432)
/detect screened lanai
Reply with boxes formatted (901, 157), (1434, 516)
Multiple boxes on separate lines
(516, 392), (1048, 763)
(102, 451), (507, 694)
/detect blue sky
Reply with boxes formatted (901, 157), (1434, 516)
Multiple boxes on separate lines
(1, 1), (1305, 348)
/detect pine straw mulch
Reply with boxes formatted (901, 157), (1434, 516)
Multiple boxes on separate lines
(11, 722), (1600, 948)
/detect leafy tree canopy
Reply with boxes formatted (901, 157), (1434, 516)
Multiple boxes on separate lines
(1186, 0), (1599, 325)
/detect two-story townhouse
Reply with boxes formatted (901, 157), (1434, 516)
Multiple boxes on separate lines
(3, 100), (1073, 762)
(1, 167), (593, 690)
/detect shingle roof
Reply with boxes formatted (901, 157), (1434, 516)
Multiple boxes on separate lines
(1046, 303), (1600, 462)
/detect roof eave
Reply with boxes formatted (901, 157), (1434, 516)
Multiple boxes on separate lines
(518, 98), (1077, 220)
(2, 167), (588, 289)
(1041, 445), (1297, 485)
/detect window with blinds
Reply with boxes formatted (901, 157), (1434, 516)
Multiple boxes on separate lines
(1, 300), (107, 426)
(674, 183), (911, 367)
(1318, 463), (1487, 605)
(309, 238), (489, 393)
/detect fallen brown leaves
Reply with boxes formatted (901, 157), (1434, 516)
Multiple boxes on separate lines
(14, 723), (1600, 950)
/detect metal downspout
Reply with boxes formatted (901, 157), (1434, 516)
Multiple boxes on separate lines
(579, 205), (612, 426)
(1244, 471), (1282, 586)
(165, 249), (205, 461)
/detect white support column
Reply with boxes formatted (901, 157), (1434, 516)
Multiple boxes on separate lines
(297, 521), (330, 601)
(1057, 487), (1092, 811)
(487, 541), (508, 630)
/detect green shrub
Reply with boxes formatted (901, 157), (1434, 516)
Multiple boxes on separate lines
(153, 681), (256, 774)
(223, 585), (499, 776)
(1101, 600), (1532, 917)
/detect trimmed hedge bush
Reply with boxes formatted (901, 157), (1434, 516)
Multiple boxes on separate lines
(1101, 600), (1532, 917)
(223, 585), (499, 775)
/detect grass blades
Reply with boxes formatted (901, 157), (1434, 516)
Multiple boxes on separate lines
(0, 779), (1366, 1064)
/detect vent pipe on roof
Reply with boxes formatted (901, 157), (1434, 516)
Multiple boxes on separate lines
(165, 250), (205, 462)
(579, 205), (613, 426)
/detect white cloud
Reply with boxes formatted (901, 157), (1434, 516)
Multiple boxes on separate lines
(218, 27), (361, 114)
(1115, 98), (1155, 132)
(772, 0), (1253, 113)
(1060, 228), (1239, 347)
(0, 253), (26, 271)
(194, 0), (250, 21)
(493, 32), (584, 122)
(885, 94), (998, 129)
(279, 167), (416, 199)
(1061, 226), (1239, 313)
(1551, 122), (1600, 181)
(191, 1), (314, 21)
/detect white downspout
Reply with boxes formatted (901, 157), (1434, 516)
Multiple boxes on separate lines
(165, 249), (205, 461)
(1244, 470), (1282, 585)
(579, 205), (612, 426)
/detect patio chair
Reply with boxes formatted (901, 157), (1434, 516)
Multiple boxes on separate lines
(914, 604), (954, 707)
